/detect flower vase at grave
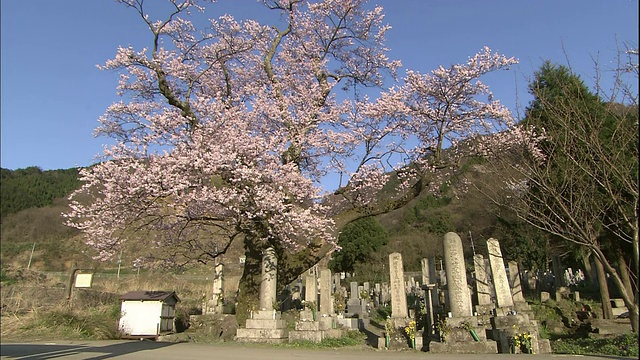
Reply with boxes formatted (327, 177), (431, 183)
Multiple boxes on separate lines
(521, 345), (532, 354)
(411, 338), (416, 349)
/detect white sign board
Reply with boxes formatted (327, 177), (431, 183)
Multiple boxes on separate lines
(74, 273), (94, 288)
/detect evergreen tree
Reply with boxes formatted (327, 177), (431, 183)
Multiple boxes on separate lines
(494, 60), (638, 330)
(329, 216), (388, 274)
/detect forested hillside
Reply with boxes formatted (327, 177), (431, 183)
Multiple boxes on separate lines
(0, 167), (94, 271)
(1, 167), (81, 218)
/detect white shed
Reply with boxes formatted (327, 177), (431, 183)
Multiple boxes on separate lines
(118, 291), (180, 339)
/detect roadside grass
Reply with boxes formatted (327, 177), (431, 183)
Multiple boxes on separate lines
(4, 302), (121, 341)
(552, 333), (638, 357)
(283, 330), (366, 349)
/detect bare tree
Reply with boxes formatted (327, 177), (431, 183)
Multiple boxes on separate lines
(483, 49), (638, 331)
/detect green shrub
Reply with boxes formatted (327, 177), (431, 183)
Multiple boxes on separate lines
(375, 304), (392, 322)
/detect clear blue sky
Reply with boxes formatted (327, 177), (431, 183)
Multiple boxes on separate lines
(1, 0), (638, 171)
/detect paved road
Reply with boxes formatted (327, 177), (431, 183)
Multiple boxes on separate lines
(0, 341), (635, 360)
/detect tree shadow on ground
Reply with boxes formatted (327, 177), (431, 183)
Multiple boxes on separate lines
(0, 340), (177, 360)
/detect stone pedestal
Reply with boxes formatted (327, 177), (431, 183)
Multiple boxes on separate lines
(490, 313), (548, 354)
(289, 316), (341, 343)
(335, 316), (369, 330)
(236, 310), (289, 343)
(429, 316), (498, 354)
(429, 340), (498, 354)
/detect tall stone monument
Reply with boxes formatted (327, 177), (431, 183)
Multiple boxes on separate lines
(430, 233), (498, 354)
(319, 268), (333, 316)
(487, 238), (514, 308)
(203, 263), (224, 314)
(443, 232), (472, 317)
(389, 252), (408, 319)
(260, 247), (278, 310)
(236, 247), (289, 343)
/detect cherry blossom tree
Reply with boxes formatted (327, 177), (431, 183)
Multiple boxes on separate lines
(65, 0), (521, 321)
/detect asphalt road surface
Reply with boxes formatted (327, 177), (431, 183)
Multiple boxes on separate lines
(0, 341), (636, 360)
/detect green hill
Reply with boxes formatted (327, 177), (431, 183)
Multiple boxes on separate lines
(0, 163), (550, 276)
(1, 167), (81, 218)
(0, 167), (96, 271)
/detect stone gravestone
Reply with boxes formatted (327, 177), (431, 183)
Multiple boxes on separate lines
(304, 273), (318, 313)
(203, 263), (224, 314)
(508, 261), (525, 302)
(373, 284), (380, 307)
(474, 254), (492, 306)
(389, 252), (408, 319)
(346, 281), (362, 317)
(430, 234), (499, 354)
(381, 283), (390, 305)
(260, 247), (277, 310)
(291, 277), (302, 306)
(485, 258), (496, 300)
(487, 238), (514, 309)
(443, 232), (472, 317)
(421, 258), (437, 285)
(421, 257), (439, 316)
(333, 273), (341, 292)
(291, 270), (341, 343)
(319, 269), (333, 316)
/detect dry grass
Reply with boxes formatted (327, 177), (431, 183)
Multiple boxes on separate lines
(1, 267), (213, 341)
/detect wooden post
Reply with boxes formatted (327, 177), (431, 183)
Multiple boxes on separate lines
(66, 263), (79, 302)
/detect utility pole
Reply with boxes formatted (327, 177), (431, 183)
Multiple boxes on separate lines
(27, 242), (36, 270)
(117, 248), (123, 279)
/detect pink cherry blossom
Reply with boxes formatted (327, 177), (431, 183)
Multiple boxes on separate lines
(66, 1), (529, 265)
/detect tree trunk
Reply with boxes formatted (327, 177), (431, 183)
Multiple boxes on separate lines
(618, 253), (634, 301)
(629, 303), (640, 333)
(594, 255), (614, 319)
(616, 253), (639, 332)
(235, 236), (265, 327)
(581, 251), (597, 286)
(594, 248), (639, 332)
